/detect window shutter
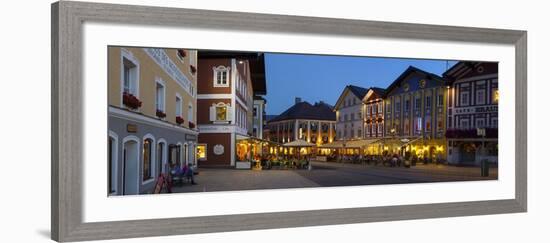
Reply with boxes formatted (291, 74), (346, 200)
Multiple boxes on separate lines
(209, 105), (216, 122)
(226, 105), (233, 122)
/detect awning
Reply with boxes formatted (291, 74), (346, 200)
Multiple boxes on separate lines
(319, 139), (381, 149)
(283, 139), (315, 147)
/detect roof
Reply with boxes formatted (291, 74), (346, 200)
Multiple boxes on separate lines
(442, 61), (498, 84)
(333, 85), (369, 110)
(268, 101), (336, 123)
(198, 51), (266, 95)
(347, 85), (369, 99)
(383, 66), (446, 98)
(369, 87), (386, 96)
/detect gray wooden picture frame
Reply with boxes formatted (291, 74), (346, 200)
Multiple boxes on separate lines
(51, 1), (527, 242)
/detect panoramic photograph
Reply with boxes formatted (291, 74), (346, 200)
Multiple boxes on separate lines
(107, 46), (498, 196)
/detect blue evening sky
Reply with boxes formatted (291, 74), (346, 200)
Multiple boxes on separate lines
(264, 53), (457, 115)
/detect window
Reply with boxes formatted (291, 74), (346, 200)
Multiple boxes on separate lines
(476, 119), (485, 128)
(492, 88), (499, 104)
(461, 92), (470, 106)
(437, 94), (444, 107)
(373, 104), (377, 114)
(351, 113), (355, 120)
(378, 103), (383, 113)
(414, 97), (421, 110)
(122, 58), (137, 95)
(460, 119), (470, 129)
(378, 123), (383, 133)
(368, 105), (372, 115)
(344, 114), (348, 121)
(210, 103), (231, 122)
(253, 107), (258, 118)
(395, 101), (401, 112)
(108, 135), (117, 194)
(476, 89), (486, 104)
(213, 66), (229, 87)
(188, 103), (193, 123)
(386, 103), (391, 113)
(156, 81), (165, 112)
(157, 142), (165, 174)
(175, 96), (182, 117)
(358, 112), (362, 119)
(426, 96), (432, 109)
(491, 118), (498, 128)
(142, 138), (153, 181)
(357, 129), (362, 137)
(404, 100), (410, 112)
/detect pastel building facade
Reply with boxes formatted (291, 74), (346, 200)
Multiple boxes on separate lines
(108, 47), (198, 195)
(266, 98), (336, 146)
(334, 85), (369, 141)
(444, 61), (498, 165)
(363, 87), (386, 138)
(383, 66), (448, 159)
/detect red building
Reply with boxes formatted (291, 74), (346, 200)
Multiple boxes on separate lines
(196, 52), (266, 167)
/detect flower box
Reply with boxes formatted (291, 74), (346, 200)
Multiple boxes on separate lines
(176, 116), (184, 125)
(190, 65), (197, 74)
(122, 92), (142, 110)
(177, 49), (186, 58)
(188, 121), (196, 129)
(156, 110), (166, 118)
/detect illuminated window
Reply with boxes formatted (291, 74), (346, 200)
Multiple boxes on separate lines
(142, 138), (153, 181)
(209, 103), (231, 122)
(493, 89), (499, 104)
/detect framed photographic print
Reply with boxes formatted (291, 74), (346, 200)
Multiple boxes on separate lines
(52, 1), (527, 242)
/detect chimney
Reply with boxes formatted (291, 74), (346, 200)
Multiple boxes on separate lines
(295, 97), (302, 104)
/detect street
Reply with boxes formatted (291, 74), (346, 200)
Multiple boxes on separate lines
(171, 161), (497, 193)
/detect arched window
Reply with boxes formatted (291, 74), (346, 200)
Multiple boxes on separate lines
(213, 66), (230, 87)
(108, 132), (118, 195)
(142, 138), (153, 181)
(157, 139), (166, 174)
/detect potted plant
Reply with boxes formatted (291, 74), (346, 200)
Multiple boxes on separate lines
(175, 116), (184, 125)
(190, 65), (197, 74)
(188, 121), (196, 129)
(122, 92), (142, 110)
(156, 109), (166, 118)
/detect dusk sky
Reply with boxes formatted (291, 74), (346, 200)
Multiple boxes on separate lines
(264, 53), (457, 115)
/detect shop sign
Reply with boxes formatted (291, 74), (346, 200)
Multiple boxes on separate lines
(127, 124), (138, 133)
(213, 144), (224, 155)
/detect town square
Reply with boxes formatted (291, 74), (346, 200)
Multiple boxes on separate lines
(107, 47), (498, 195)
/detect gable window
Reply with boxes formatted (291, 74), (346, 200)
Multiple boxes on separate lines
(213, 66), (229, 87)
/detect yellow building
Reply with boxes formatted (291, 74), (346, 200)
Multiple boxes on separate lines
(382, 66), (448, 161)
(107, 47), (198, 195)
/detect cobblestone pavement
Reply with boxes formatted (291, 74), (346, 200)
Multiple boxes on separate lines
(170, 161), (497, 193)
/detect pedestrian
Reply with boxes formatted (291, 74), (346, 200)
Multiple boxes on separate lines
(183, 163), (197, 185)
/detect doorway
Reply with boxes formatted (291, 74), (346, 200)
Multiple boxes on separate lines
(122, 139), (139, 195)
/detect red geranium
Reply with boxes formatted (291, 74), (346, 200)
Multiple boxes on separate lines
(177, 49), (186, 57)
(188, 121), (196, 129)
(190, 65), (197, 74)
(156, 110), (166, 118)
(176, 116), (184, 125)
(122, 92), (142, 110)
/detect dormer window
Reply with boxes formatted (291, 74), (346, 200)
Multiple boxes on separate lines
(213, 66), (230, 87)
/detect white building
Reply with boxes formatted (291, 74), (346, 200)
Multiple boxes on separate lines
(334, 85), (369, 141)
